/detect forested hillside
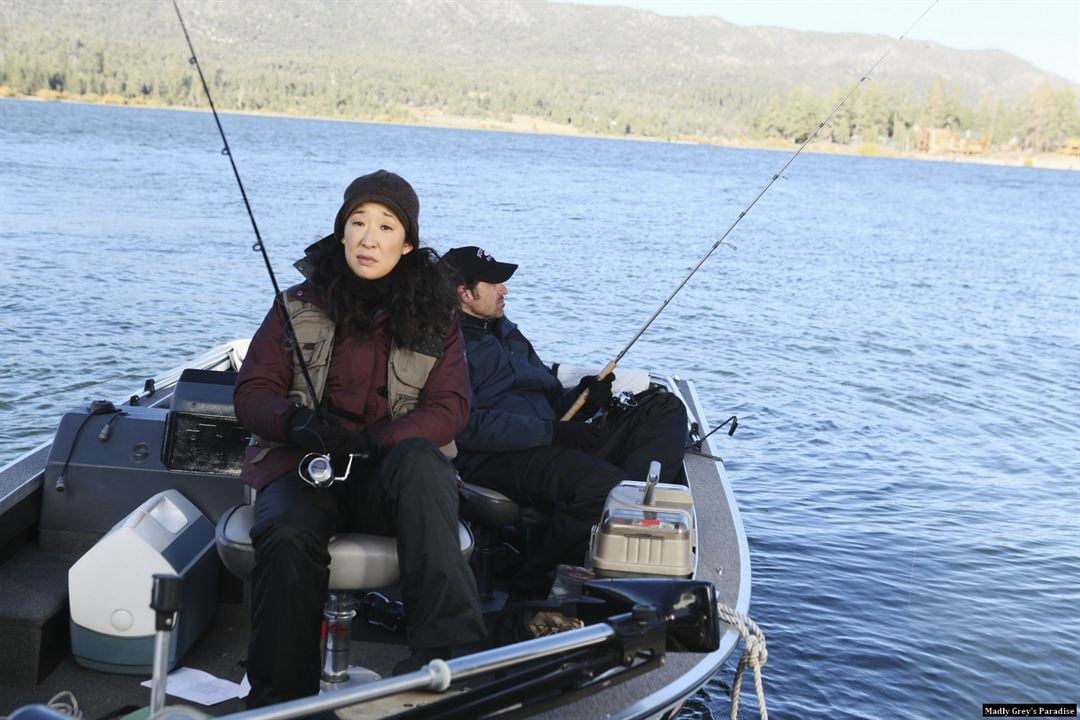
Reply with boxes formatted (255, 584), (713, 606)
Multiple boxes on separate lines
(1, 0), (1077, 151)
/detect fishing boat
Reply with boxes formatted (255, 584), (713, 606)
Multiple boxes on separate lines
(0, 338), (751, 720)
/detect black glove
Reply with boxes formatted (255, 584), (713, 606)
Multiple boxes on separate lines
(551, 421), (604, 453)
(285, 407), (381, 457)
(574, 373), (615, 414)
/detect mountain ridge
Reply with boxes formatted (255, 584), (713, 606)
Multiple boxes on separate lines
(1, 0), (1076, 148)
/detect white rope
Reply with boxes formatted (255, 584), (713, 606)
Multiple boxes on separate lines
(717, 603), (768, 720)
(46, 691), (85, 720)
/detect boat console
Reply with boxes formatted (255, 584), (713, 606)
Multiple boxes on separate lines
(40, 370), (250, 552)
(163, 369), (249, 477)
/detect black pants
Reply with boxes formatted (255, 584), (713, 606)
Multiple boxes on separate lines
(465, 390), (688, 594)
(592, 389), (688, 486)
(246, 438), (486, 708)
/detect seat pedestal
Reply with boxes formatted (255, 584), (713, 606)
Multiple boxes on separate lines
(320, 591), (381, 688)
(460, 484), (549, 609)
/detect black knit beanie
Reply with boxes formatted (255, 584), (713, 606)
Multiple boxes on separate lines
(333, 170), (420, 248)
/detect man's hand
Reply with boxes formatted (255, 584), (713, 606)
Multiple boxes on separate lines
(575, 373), (615, 414)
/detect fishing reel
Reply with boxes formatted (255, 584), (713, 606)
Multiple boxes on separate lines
(609, 389), (638, 413)
(579, 389), (637, 424)
(299, 451), (369, 489)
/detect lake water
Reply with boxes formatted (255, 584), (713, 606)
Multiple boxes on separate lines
(1, 99), (1078, 718)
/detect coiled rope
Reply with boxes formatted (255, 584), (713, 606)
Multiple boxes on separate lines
(48, 691), (84, 720)
(717, 603), (769, 720)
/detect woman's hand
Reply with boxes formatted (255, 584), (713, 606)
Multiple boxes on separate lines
(285, 407), (381, 456)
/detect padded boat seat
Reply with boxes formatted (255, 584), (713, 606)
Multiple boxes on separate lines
(460, 483), (549, 529)
(215, 503), (473, 590)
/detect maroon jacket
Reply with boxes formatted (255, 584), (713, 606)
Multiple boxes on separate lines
(234, 284), (471, 489)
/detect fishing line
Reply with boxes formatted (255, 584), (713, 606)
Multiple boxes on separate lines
(171, 0), (323, 420)
(562, 0), (940, 421)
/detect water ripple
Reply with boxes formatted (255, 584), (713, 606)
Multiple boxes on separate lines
(2, 99), (1079, 718)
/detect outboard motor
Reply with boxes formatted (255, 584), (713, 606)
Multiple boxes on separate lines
(581, 577), (721, 653)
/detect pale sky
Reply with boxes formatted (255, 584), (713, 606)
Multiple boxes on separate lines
(563, 0), (1080, 84)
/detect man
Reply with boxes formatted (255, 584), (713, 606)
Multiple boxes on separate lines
(442, 246), (688, 598)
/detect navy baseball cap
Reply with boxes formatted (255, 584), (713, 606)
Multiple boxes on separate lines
(442, 246), (518, 284)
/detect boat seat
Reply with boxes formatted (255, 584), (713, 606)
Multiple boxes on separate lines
(215, 503), (473, 589)
(216, 501), (474, 687)
(459, 483), (549, 529)
(459, 483), (549, 602)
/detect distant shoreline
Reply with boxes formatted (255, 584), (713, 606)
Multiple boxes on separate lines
(5, 93), (1078, 172)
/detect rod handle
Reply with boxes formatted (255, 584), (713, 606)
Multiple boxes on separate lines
(559, 360), (617, 422)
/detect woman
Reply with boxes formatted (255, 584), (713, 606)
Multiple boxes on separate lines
(234, 170), (485, 707)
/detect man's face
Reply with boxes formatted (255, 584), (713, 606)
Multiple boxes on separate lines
(459, 280), (508, 319)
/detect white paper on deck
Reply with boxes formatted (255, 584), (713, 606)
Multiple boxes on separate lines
(140, 667), (243, 706)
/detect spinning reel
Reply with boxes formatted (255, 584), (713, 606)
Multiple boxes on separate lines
(299, 451), (369, 489)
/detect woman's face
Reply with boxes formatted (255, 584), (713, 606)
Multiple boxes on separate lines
(342, 201), (413, 280)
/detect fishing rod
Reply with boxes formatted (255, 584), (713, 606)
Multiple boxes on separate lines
(172, 1), (344, 487)
(562, 0), (939, 421)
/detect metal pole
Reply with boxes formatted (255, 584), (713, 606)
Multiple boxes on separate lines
(149, 574), (184, 716)
(220, 623), (616, 720)
(320, 592), (356, 684)
(150, 628), (172, 715)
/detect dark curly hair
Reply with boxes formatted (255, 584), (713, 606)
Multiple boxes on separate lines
(313, 244), (458, 348)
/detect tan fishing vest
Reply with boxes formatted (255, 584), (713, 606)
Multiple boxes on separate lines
(251, 294), (457, 460)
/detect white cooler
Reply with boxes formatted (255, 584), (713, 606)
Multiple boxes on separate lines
(69, 490), (219, 674)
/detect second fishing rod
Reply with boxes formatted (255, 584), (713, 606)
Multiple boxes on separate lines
(561, 1), (939, 421)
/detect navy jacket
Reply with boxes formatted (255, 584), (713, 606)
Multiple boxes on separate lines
(454, 313), (576, 475)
